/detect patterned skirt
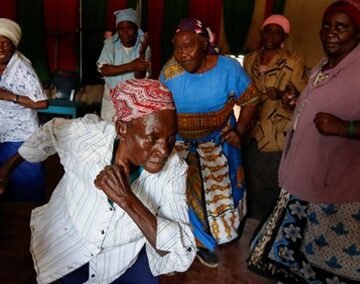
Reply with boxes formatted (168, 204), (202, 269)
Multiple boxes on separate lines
(248, 189), (360, 283)
(175, 138), (246, 251)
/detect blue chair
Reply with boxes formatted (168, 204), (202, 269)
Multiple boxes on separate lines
(38, 71), (83, 119)
(37, 99), (83, 119)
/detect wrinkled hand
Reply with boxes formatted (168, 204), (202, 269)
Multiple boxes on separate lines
(0, 165), (10, 195)
(265, 87), (282, 100)
(221, 125), (242, 149)
(94, 165), (134, 206)
(130, 57), (150, 72)
(313, 112), (347, 136)
(281, 84), (299, 110)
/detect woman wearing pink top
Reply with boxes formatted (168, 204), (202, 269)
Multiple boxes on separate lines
(248, 1), (360, 283)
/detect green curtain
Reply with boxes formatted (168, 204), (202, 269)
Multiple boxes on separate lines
(223, 0), (255, 55)
(16, 0), (50, 85)
(82, 0), (106, 84)
(161, 0), (189, 66)
(272, 0), (286, 14)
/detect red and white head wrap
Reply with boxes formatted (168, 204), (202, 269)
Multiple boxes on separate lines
(111, 79), (175, 122)
(324, 0), (360, 31)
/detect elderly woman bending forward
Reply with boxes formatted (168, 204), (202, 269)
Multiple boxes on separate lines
(0, 79), (196, 283)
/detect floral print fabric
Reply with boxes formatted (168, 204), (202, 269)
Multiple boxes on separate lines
(248, 189), (360, 283)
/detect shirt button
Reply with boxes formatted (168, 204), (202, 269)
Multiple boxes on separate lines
(91, 274), (95, 278)
(187, 247), (192, 252)
(109, 207), (113, 211)
(101, 230), (105, 235)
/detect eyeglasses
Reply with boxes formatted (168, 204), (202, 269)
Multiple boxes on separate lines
(321, 23), (352, 33)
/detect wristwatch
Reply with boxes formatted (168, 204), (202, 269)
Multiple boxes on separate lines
(13, 95), (19, 104)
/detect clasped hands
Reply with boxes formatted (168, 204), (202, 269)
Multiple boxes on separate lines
(221, 125), (242, 148)
(265, 85), (299, 110)
(94, 165), (135, 207)
(131, 32), (150, 72)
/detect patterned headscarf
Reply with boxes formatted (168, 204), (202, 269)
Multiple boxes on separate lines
(324, 0), (360, 30)
(262, 14), (290, 34)
(0, 18), (21, 47)
(111, 79), (175, 122)
(175, 18), (220, 54)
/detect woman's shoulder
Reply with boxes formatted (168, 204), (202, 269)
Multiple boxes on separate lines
(11, 51), (34, 70)
(66, 114), (115, 151)
(216, 55), (243, 72)
(243, 50), (258, 59)
(158, 151), (188, 178)
(243, 50), (258, 64)
(3, 52), (41, 88)
(282, 50), (306, 67)
(218, 54), (239, 64)
(160, 57), (185, 81)
(77, 114), (115, 133)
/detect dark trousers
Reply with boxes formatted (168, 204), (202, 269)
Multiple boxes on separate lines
(0, 142), (46, 202)
(243, 139), (282, 221)
(59, 248), (159, 284)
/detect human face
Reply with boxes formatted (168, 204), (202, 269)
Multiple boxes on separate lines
(117, 110), (177, 174)
(260, 24), (287, 51)
(172, 31), (208, 73)
(320, 11), (359, 59)
(0, 36), (15, 65)
(116, 21), (138, 47)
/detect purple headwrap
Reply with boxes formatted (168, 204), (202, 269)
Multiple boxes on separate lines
(175, 18), (220, 54)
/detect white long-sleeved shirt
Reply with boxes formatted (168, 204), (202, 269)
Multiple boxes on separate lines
(19, 114), (196, 284)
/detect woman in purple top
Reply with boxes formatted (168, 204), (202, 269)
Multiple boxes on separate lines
(248, 1), (360, 283)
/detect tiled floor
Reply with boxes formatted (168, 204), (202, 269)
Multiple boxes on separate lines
(0, 155), (274, 284)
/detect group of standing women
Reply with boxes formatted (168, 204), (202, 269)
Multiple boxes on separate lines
(157, 11), (308, 270)
(158, 0), (360, 282)
(248, 1), (360, 283)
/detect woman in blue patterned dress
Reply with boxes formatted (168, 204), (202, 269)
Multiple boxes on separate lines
(160, 18), (258, 267)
